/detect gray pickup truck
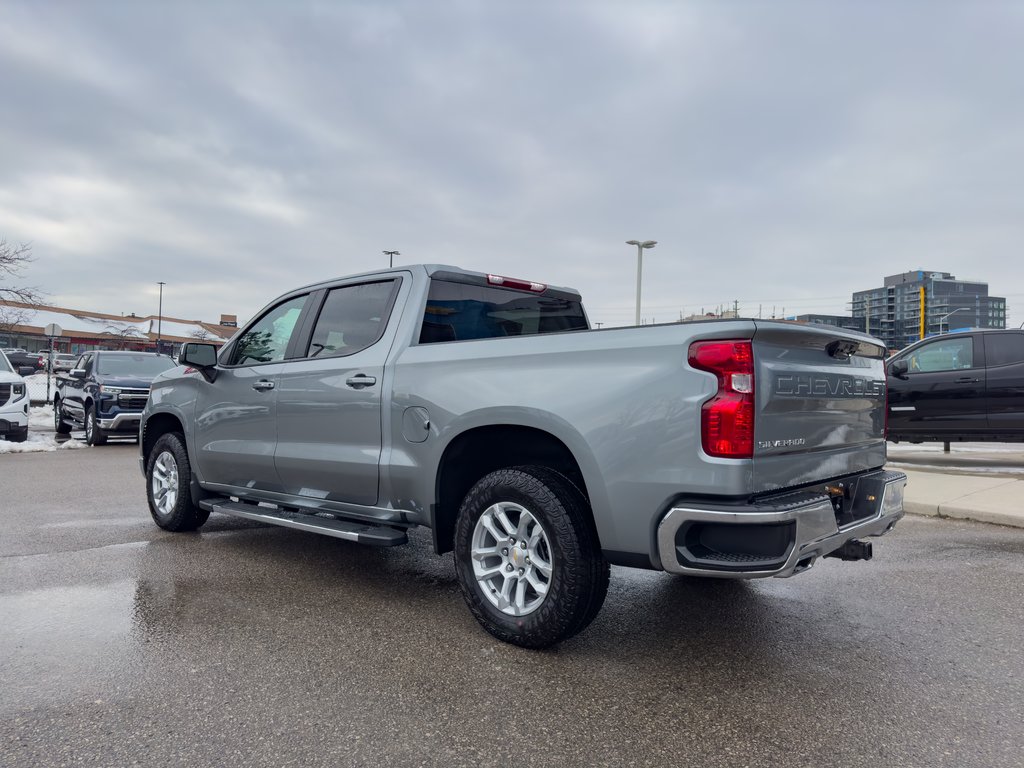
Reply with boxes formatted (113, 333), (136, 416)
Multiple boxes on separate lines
(139, 265), (906, 647)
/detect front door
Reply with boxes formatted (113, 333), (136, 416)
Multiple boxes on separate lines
(888, 334), (987, 435)
(274, 279), (401, 507)
(194, 294), (309, 492)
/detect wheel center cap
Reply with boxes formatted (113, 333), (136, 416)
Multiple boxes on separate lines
(510, 546), (526, 568)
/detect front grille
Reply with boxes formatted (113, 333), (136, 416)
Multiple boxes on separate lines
(117, 389), (150, 409)
(0, 384), (9, 405)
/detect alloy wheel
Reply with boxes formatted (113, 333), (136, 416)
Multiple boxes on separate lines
(471, 502), (553, 617)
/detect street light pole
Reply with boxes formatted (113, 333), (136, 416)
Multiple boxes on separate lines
(938, 307), (969, 334)
(626, 240), (657, 326)
(383, 250), (400, 268)
(157, 281), (165, 353)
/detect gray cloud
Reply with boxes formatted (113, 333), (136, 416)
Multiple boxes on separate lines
(1, 0), (1022, 329)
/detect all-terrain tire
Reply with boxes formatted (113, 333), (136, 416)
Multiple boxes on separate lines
(53, 398), (72, 435)
(145, 432), (210, 532)
(6, 429), (28, 443)
(454, 465), (609, 649)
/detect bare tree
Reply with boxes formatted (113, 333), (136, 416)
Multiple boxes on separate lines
(0, 239), (45, 340)
(189, 327), (213, 341)
(102, 322), (146, 351)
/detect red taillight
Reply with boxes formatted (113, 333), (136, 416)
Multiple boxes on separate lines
(688, 340), (755, 459)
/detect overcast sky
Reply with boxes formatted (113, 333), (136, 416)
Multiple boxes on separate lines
(1, 1), (1023, 330)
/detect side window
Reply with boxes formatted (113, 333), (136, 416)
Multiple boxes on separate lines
(905, 337), (975, 373)
(230, 295), (308, 366)
(306, 281), (398, 358)
(984, 334), (1024, 367)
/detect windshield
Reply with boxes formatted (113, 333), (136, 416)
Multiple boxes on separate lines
(97, 354), (176, 377)
(0, 352), (12, 374)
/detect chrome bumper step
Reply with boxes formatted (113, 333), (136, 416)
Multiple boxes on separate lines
(198, 499), (409, 546)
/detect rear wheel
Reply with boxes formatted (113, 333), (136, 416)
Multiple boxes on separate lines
(84, 406), (107, 446)
(53, 398), (72, 435)
(146, 432), (210, 532)
(454, 465), (609, 649)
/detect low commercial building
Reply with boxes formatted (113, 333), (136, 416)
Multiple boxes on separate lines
(0, 300), (236, 356)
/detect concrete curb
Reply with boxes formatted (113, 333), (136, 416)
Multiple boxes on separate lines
(898, 468), (1024, 529)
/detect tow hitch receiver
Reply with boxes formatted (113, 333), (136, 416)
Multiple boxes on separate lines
(824, 539), (873, 562)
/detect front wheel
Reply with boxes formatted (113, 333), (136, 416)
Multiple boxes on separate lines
(84, 406), (107, 446)
(54, 399), (72, 435)
(146, 432), (210, 532)
(454, 466), (609, 649)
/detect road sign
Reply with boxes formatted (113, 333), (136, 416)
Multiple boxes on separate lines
(44, 323), (63, 337)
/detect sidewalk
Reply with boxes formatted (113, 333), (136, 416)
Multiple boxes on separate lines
(887, 440), (1024, 530)
(895, 469), (1024, 529)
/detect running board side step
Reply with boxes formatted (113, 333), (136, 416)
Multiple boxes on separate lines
(199, 499), (409, 546)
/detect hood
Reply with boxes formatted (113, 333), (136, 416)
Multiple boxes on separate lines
(95, 375), (161, 389)
(0, 370), (23, 385)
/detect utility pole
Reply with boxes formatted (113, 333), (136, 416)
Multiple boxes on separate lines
(733, 299), (739, 317)
(383, 250), (400, 268)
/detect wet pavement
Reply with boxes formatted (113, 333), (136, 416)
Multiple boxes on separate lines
(2, 445), (1023, 767)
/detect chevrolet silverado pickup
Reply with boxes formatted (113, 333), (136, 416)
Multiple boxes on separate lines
(139, 265), (906, 648)
(55, 351), (176, 445)
(887, 329), (1024, 443)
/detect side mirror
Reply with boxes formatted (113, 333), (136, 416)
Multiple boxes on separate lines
(179, 342), (218, 368)
(889, 360), (909, 379)
(18, 366), (34, 377)
(69, 368), (86, 379)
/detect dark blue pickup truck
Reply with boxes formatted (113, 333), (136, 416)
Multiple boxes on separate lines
(54, 351), (176, 445)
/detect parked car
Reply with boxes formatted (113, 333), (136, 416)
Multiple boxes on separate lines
(54, 351), (177, 445)
(46, 353), (78, 373)
(2, 348), (44, 373)
(0, 350), (30, 442)
(887, 329), (1024, 443)
(138, 264), (906, 648)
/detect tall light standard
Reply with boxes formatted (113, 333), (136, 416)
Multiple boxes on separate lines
(383, 250), (400, 268)
(157, 281), (166, 353)
(626, 240), (657, 326)
(938, 307), (969, 334)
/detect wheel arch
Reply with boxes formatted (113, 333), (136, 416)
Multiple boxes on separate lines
(432, 423), (601, 555)
(141, 412), (186, 466)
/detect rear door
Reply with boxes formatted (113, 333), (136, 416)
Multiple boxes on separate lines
(274, 277), (403, 507)
(983, 331), (1024, 435)
(62, 352), (94, 424)
(752, 323), (887, 493)
(887, 334), (986, 436)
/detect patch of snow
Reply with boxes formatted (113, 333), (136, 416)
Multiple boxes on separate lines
(0, 405), (88, 455)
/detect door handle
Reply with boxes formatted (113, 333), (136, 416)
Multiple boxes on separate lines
(252, 379), (276, 391)
(346, 374), (377, 389)
(955, 377), (980, 383)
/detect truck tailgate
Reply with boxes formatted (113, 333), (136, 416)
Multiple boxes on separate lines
(752, 322), (888, 493)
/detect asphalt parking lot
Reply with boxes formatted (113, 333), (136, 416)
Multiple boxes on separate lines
(2, 445), (1023, 767)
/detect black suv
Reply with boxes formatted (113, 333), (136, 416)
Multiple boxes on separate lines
(887, 329), (1024, 443)
(54, 351), (176, 445)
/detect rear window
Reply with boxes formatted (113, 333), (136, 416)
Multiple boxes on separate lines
(419, 279), (588, 344)
(984, 333), (1024, 366)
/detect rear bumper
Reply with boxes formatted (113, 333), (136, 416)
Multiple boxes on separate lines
(656, 469), (907, 578)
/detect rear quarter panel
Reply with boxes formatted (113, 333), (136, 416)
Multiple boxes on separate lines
(387, 320), (759, 558)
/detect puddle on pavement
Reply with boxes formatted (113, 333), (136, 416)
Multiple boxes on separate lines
(0, 581), (136, 653)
